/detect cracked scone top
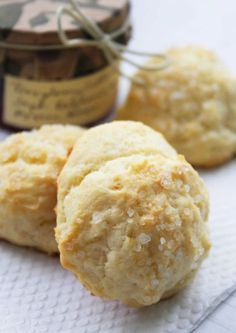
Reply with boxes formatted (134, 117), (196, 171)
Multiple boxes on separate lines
(117, 46), (236, 167)
(56, 121), (211, 307)
(0, 125), (84, 254)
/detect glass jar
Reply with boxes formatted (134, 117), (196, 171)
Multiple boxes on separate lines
(0, 0), (131, 131)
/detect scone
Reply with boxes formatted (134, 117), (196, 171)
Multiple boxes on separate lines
(0, 125), (84, 254)
(56, 121), (211, 307)
(117, 46), (236, 167)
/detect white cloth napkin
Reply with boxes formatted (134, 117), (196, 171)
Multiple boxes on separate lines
(0, 140), (235, 333)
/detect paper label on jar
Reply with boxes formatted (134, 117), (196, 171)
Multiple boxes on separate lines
(3, 65), (119, 129)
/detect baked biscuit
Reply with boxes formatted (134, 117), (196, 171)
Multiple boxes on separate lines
(0, 125), (84, 254)
(56, 121), (211, 306)
(117, 46), (236, 167)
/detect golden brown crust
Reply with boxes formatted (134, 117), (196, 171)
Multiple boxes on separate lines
(0, 125), (85, 254)
(116, 46), (236, 167)
(56, 121), (211, 306)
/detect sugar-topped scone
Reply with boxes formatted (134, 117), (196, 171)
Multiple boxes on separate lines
(117, 46), (236, 167)
(0, 125), (84, 254)
(56, 121), (211, 307)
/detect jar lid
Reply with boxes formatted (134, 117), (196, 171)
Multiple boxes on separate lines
(0, 0), (130, 47)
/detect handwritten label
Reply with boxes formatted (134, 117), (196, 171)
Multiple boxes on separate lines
(3, 65), (118, 128)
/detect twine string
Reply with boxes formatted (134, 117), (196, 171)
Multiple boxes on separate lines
(0, 0), (170, 84)
(57, 0), (170, 84)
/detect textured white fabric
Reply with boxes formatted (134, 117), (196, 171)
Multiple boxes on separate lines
(0, 140), (235, 333)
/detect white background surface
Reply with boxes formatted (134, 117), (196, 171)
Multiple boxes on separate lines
(120, 0), (236, 104)
(120, 1), (236, 332)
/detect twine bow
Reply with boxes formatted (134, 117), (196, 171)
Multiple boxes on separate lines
(57, 0), (170, 84)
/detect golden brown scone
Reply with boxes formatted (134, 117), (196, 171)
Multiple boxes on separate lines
(0, 125), (84, 254)
(56, 121), (211, 307)
(117, 46), (236, 167)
